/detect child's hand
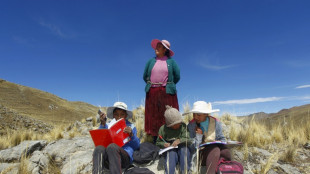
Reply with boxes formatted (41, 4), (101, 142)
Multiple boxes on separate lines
(123, 127), (133, 136)
(196, 127), (203, 134)
(100, 113), (107, 125)
(164, 143), (171, 148)
(172, 139), (180, 147)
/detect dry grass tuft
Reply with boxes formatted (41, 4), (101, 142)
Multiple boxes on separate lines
(132, 105), (148, 142)
(260, 153), (278, 174)
(42, 154), (61, 174)
(92, 116), (97, 127)
(280, 145), (296, 163)
(232, 114), (309, 149)
(242, 143), (249, 161)
(182, 102), (192, 124)
(43, 125), (64, 141)
(18, 155), (31, 174)
(0, 129), (41, 150)
(229, 124), (240, 141)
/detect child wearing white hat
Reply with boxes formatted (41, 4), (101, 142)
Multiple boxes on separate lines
(92, 102), (140, 174)
(185, 101), (231, 174)
(156, 105), (192, 174)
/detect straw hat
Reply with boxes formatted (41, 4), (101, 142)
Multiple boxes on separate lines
(107, 102), (133, 119)
(183, 101), (219, 115)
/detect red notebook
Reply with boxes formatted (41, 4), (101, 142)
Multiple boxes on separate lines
(89, 118), (130, 147)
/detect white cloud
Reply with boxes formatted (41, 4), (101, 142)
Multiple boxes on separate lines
(291, 95), (310, 101)
(296, 85), (310, 89)
(195, 52), (237, 71)
(214, 97), (283, 105)
(200, 63), (236, 70)
(39, 19), (67, 38)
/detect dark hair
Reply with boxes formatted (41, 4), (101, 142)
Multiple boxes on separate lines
(113, 108), (127, 115)
(165, 49), (171, 57)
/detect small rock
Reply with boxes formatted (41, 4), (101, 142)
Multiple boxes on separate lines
(303, 143), (310, 149)
(86, 117), (93, 122)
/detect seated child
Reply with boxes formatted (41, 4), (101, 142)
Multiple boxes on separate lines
(156, 105), (191, 174)
(185, 101), (231, 174)
(92, 102), (140, 174)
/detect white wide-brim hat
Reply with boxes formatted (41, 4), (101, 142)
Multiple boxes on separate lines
(107, 102), (133, 119)
(183, 101), (219, 115)
(151, 39), (175, 57)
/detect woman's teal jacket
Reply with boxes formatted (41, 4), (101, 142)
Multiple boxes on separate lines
(143, 57), (180, 94)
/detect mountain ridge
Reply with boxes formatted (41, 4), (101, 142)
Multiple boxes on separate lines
(240, 103), (310, 127)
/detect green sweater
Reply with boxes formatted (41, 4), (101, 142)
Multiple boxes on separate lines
(156, 123), (192, 148)
(143, 57), (180, 94)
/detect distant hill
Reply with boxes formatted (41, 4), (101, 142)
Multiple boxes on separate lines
(240, 104), (310, 127)
(0, 79), (98, 125)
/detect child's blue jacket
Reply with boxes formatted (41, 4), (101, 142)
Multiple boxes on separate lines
(99, 119), (140, 162)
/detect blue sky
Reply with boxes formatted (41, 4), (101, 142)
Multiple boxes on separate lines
(1, 0), (310, 116)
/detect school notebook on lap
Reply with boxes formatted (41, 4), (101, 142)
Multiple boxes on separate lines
(89, 118), (130, 148)
(199, 141), (243, 148)
(159, 146), (178, 155)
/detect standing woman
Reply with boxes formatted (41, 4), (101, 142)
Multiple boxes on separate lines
(143, 39), (180, 143)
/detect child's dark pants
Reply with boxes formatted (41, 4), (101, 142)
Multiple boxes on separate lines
(164, 146), (191, 174)
(92, 144), (130, 174)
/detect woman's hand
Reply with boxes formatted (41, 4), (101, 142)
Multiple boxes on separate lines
(164, 143), (171, 148)
(123, 127), (133, 136)
(172, 139), (180, 147)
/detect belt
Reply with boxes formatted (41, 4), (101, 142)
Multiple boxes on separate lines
(147, 81), (173, 85)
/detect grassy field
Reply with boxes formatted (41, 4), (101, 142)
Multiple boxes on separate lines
(1, 104), (310, 173)
(1, 79), (309, 173)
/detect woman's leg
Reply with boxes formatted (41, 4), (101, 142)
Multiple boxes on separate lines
(145, 87), (166, 136)
(106, 143), (131, 174)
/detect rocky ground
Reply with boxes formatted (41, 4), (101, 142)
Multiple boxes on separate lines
(0, 118), (309, 174)
(0, 104), (53, 136)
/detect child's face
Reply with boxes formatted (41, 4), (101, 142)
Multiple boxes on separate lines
(113, 109), (127, 121)
(193, 113), (208, 123)
(170, 123), (181, 130)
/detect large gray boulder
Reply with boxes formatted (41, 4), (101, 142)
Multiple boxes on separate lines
(0, 163), (19, 174)
(276, 163), (302, 174)
(0, 140), (47, 162)
(28, 151), (49, 174)
(43, 137), (93, 159)
(42, 136), (94, 172)
(61, 149), (93, 174)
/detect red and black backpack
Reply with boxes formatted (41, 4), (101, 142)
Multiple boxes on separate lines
(216, 158), (244, 174)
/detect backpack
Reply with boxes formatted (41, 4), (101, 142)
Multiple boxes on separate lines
(124, 165), (155, 174)
(133, 142), (160, 164)
(216, 158), (244, 174)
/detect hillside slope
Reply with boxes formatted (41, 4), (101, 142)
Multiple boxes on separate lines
(241, 104), (310, 127)
(0, 79), (98, 124)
